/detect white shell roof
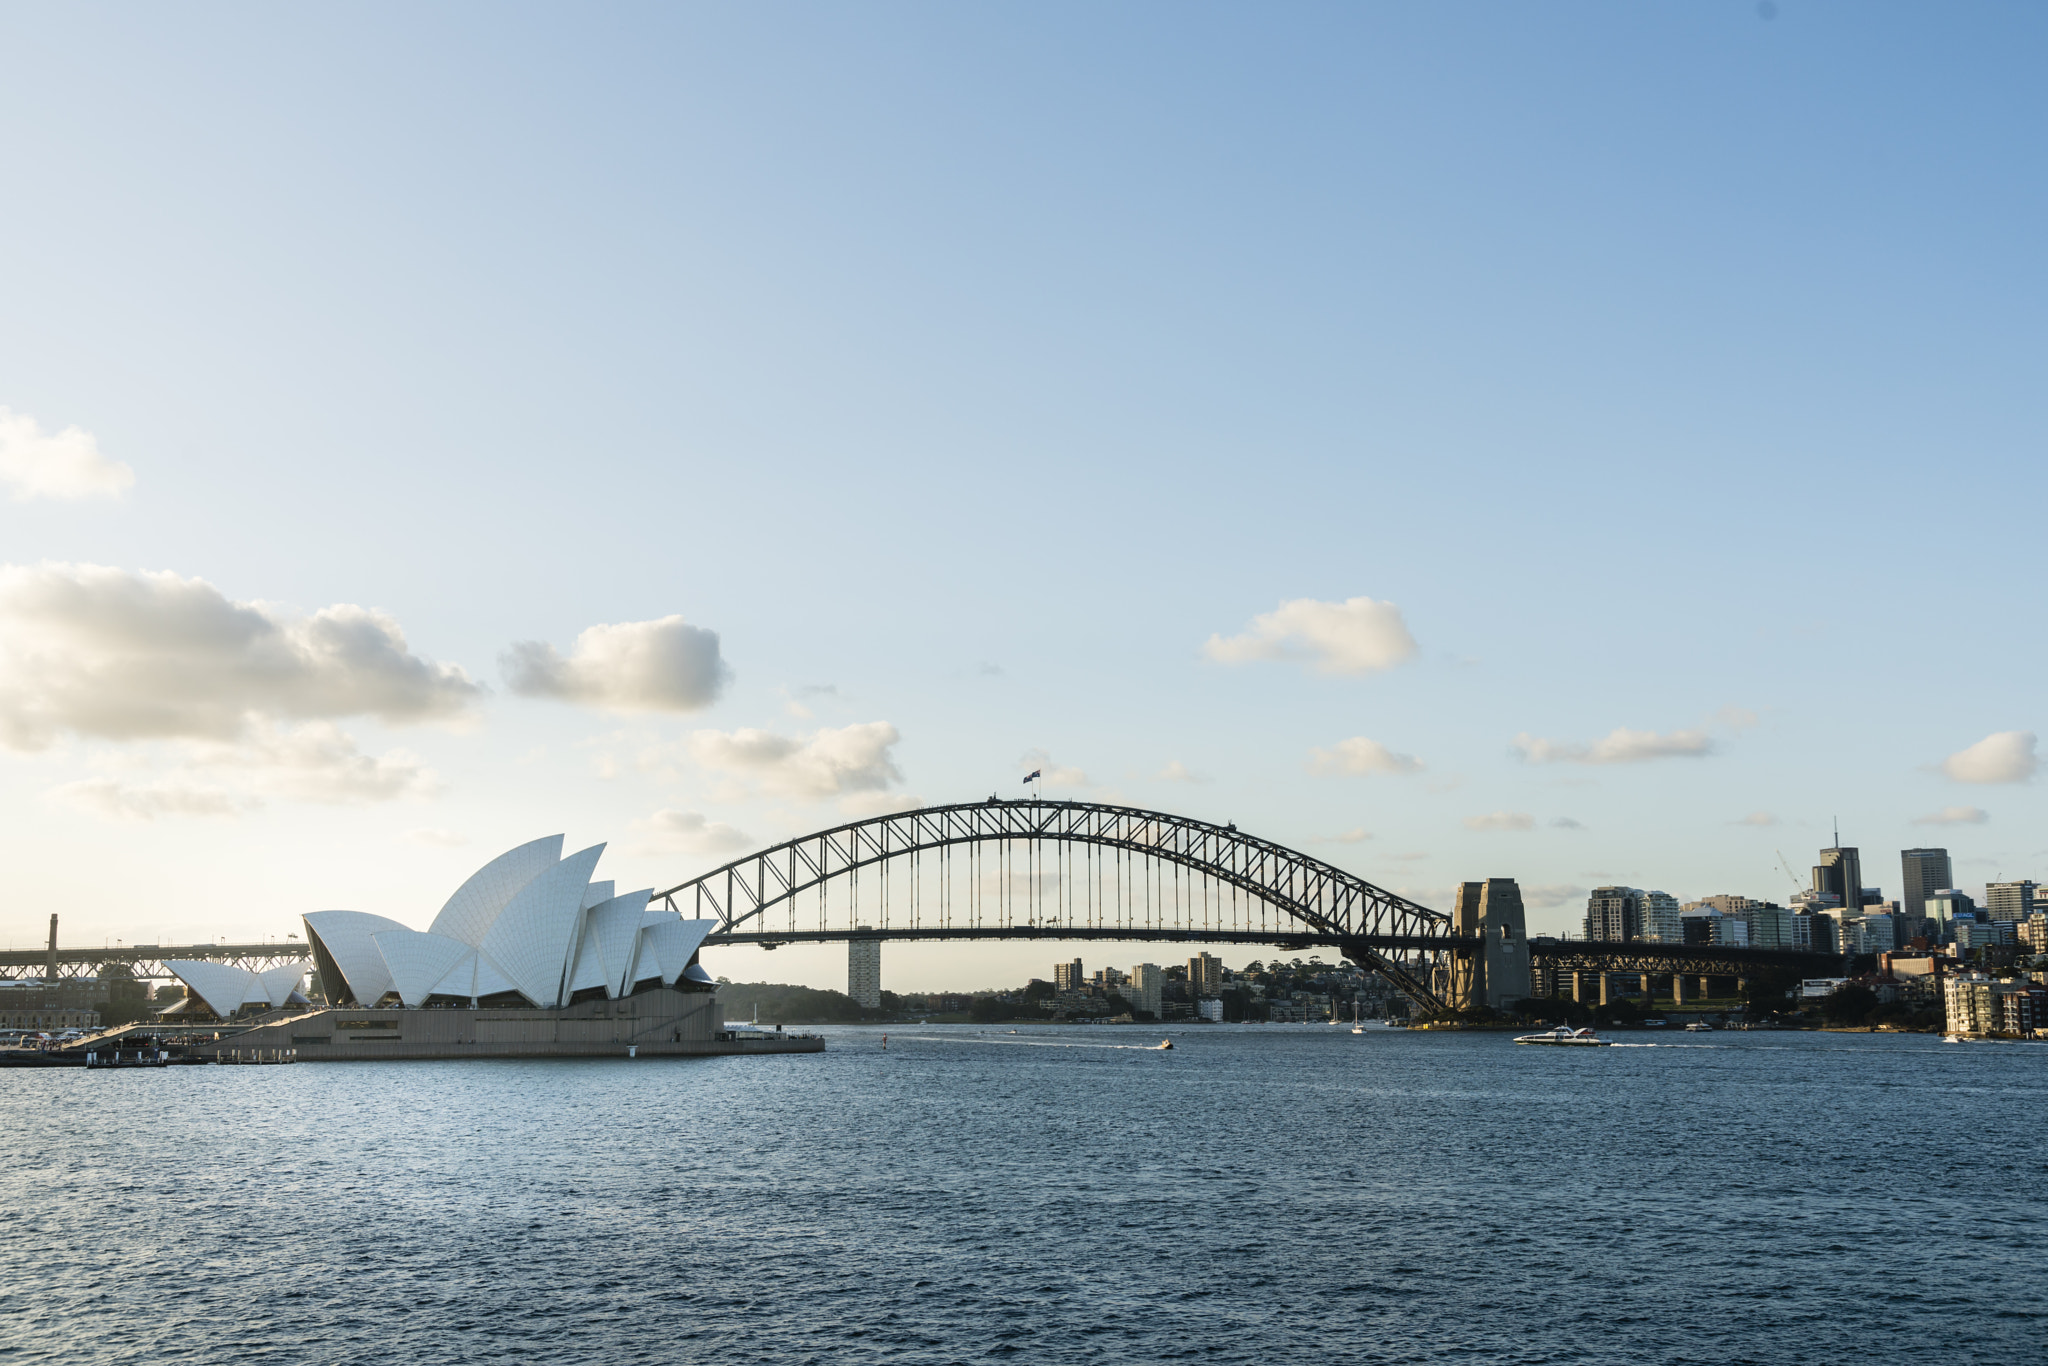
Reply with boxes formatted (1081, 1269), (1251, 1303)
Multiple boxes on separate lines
(303, 910), (412, 1006)
(428, 835), (563, 948)
(480, 843), (605, 1009)
(256, 963), (308, 1008)
(166, 960), (262, 1018)
(373, 930), (478, 1009)
(290, 837), (684, 1011)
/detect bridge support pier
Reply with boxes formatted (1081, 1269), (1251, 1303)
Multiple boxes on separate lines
(1570, 971), (1584, 1003)
(1671, 973), (1686, 1006)
(1597, 973), (1610, 1007)
(1698, 975), (1712, 1000)
(1639, 972), (1651, 998)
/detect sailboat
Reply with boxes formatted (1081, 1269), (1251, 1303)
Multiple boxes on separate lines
(1351, 1003), (1365, 1034)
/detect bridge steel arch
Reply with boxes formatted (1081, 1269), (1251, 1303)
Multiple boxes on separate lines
(654, 798), (1471, 1015)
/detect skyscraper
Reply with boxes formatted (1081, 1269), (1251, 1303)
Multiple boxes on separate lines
(1054, 958), (1085, 992)
(1984, 881), (2038, 923)
(848, 933), (882, 1009)
(1187, 952), (1222, 997)
(1641, 891), (1681, 943)
(1899, 848), (1953, 920)
(1813, 836), (1865, 912)
(1584, 887), (1643, 941)
(1128, 963), (1164, 1018)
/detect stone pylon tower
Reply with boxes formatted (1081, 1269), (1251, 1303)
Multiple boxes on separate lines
(1477, 879), (1531, 1009)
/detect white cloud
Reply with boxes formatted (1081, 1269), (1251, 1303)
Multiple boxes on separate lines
(1550, 817), (1586, 830)
(1520, 883), (1589, 908)
(1913, 805), (1990, 826)
(0, 407), (134, 501)
(1464, 811), (1534, 832)
(403, 827), (469, 847)
(1512, 727), (1714, 765)
(1204, 596), (1418, 676)
(1941, 731), (2037, 785)
(629, 808), (753, 855)
(1308, 736), (1423, 777)
(1157, 760), (1205, 784)
(502, 615), (728, 713)
(1733, 811), (1778, 827)
(0, 562), (480, 750)
(47, 777), (246, 821)
(1314, 827), (1373, 844)
(214, 721), (440, 804)
(687, 721), (903, 801)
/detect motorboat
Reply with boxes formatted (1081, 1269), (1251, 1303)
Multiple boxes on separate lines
(1153, 1039), (1173, 1050)
(1513, 1026), (1610, 1047)
(1684, 1022), (1714, 1033)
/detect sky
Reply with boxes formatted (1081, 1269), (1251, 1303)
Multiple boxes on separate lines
(2, 2), (2044, 992)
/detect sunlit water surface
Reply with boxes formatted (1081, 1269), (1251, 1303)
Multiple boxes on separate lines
(2, 1026), (2043, 1364)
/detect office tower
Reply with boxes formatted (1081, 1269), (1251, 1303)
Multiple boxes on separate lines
(1054, 958), (1085, 992)
(1128, 963), (1164, 1017)
(1187, 952), (1222, 997)
(848, 934), (882, 1009)
(1640, 891), (1681, 943)
(1899, 848), (1953, 920)
(1927, 889), (1975, 923)
(1984, 881), (2038, 923)
(1584, 887), (1643, 941)
(1813, 837), (1865, 912)
(1476, 878), (1531, 1009)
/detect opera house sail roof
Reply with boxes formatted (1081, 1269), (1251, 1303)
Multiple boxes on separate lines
(170, 836), (717, 1016)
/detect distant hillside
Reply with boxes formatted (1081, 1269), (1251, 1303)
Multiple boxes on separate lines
(715, 981), (876, 1024)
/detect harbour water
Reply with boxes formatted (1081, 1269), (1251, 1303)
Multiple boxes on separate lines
(3, 1026), (2042, 1364)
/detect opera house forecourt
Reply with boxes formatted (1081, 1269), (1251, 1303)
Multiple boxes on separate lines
(162, 836), (821, 1060)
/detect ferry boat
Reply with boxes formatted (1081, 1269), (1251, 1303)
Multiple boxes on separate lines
(1684, 1021), (1714, 1033)
(1513, 1026), (1610, 1047)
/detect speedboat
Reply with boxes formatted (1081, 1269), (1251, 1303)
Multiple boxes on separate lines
(1513, 1026), (1610, 1047)
(1153, 1039), (1173, 1050)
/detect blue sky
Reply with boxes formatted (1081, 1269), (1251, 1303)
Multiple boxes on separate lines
(2, 3), (2043, 989)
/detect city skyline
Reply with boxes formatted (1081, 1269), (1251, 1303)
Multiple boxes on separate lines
(3, 5), (2047, 995)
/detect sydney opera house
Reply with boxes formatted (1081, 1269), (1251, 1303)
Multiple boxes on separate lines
(166, 836), (819, 1059)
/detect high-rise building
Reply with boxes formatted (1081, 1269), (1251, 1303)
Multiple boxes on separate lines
(1127, 964), (1164, 1018)
(1984, 881), (2038, 923)
(1927, 889), (1976, 924)
(1899, 848), (1953, 920)
(1187, 952), (1223, 997)
(1813, 839), (1865, 913)
(1641, 891), (1682, 943)
(848, 932), (882, 1009)
(1054, 958), (1085, 992)
(1584, 887), (1643, 941)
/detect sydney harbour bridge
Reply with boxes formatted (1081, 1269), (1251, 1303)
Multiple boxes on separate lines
(9, 799), (1830, 1017)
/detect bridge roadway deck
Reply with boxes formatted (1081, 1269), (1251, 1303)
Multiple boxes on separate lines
(0, 943), (311, 979)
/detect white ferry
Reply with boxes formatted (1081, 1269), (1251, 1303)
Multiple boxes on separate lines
(1513, 1026), (1610, 1047)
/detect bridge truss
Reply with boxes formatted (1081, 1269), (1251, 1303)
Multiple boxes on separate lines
(657, 798), (1467, 1013)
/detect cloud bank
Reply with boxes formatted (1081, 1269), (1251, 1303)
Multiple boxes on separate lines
(0, 408), (134, 501)
(1512, 726), (1714, 765)
(1308, 736), (1423, 776)
(1913, 805), (1989, 826)
(0, 563), (480, 750)
(503, 615), (729, 713)
(1940, 731), (2036, 784)
(687, 721), (903, 800)
(1205, 596), (1418, 676)
(630, 808), (753, 855)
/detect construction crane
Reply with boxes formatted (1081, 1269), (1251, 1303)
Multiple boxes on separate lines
(1775, 850), (1805, 894)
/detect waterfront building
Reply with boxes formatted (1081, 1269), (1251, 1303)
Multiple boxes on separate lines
(1197, 998), (1223, 1022)
(1944, 974), (2028, 1036)
(1187, 952), (1222, 997)
(1584, 887), (1643, 941)
(2021, 912), (2048, 954)
(1054, 958), (1086, 992)
(1983, 881), (2038, 923)
(848, 933), (881, 1009)
(1127, 963), (1164, 1018)
(1680, 907), (1748, 946)
(1640, 891), (1682, 944)
(1899, 848), (1953, 920)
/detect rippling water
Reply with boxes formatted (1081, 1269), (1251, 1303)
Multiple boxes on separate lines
(3, 1026), (2043, 1364)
